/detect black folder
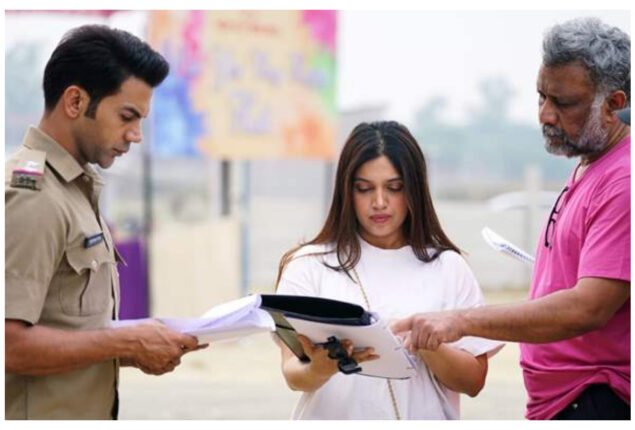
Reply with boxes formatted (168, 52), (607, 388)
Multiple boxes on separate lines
(259, 294), (373, 362)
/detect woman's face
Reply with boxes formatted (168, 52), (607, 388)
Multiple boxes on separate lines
(353, 155), (409, 249)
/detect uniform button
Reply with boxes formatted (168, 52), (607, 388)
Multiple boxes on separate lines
(571, 403), (578, 410)
(91, 260), (98, 270)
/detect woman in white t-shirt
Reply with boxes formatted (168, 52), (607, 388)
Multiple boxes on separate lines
(275, 121), (502, 420)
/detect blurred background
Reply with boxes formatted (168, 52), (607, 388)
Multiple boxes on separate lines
(4, 9), (630, 419)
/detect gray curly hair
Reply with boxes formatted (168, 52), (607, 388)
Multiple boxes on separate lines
(543, 17), (630, 104)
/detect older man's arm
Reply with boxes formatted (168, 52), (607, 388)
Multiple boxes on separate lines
(392, 277), (630, 351)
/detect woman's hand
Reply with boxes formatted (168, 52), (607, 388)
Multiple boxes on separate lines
(296, 335), (341, 379)
(392, 328), (488, 397)
(279, 334), (380, 392)
(298, 335), (380, 377)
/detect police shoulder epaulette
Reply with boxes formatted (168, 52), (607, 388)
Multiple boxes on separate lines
(10, 149), (47, 191)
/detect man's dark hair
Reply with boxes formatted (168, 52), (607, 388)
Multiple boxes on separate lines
(43, 24), (170, 117)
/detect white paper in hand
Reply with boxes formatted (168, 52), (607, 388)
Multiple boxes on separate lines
(481, 226), (535, 265)
(112, 295), (275, 343)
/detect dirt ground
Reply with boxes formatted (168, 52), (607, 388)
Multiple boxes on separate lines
(118, 290), (528, 420)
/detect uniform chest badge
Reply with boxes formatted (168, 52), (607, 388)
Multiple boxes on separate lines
(84, 232), (105, 248)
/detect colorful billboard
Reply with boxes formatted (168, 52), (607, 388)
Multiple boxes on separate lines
(148, 10), (337, 159)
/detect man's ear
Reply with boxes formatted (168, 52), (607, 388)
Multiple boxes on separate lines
(604, 90), (628, 125)
(61, 85), (89, 119)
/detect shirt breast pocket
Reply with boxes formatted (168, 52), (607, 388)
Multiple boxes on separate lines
(60, 244), (115, 316)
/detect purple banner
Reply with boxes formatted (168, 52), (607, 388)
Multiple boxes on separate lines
(116, 239), (149, 319)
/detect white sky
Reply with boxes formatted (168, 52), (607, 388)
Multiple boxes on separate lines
(337, 10), (630, 127)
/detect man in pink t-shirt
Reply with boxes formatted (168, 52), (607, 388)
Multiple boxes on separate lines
(521, 134), (630, 419)
(392, 17), (630, 420)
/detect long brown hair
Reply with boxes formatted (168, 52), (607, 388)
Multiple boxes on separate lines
(276, 121), (460, 286)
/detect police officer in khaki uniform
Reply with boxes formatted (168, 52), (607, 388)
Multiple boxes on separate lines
(5, 25), (204, 420)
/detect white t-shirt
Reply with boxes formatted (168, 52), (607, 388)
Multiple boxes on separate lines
(277, 237), (504, 420)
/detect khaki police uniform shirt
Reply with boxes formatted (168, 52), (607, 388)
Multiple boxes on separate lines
(5, 127), (122, 420)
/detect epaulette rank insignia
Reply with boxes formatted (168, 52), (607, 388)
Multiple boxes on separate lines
(11, 149), (46, 190)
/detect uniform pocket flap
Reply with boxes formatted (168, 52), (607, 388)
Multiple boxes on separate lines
(65, 244), (115, 274)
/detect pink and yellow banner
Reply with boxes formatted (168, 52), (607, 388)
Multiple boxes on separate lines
(148, 10), (337, 159)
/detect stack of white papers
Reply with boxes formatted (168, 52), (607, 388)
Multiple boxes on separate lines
(111, 295), (275, 343)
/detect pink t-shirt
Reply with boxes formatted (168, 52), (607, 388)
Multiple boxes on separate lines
(520, 136), (631, 420)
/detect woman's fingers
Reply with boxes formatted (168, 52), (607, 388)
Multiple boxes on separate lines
(340, 339), (355, 357)
(352, 347), (380, 363)
(298, 336), (380, 366)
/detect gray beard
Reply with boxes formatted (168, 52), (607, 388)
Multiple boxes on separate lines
(542, 100), (608, 158)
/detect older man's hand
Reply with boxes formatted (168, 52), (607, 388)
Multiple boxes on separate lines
(390, 311), (465, 352)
